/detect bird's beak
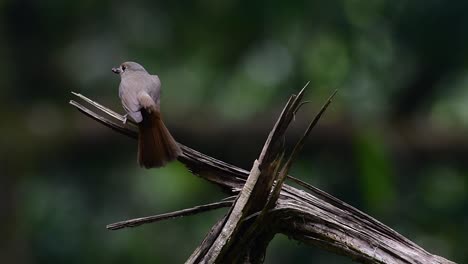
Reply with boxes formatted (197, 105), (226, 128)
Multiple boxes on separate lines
(112, 67), (121, 74)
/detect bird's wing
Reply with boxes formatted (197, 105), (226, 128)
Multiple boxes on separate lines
(150, 75), (162, 105)
(119, 82), (143, 122)
(119, 80), (141, 112)
(120, 96), (133, 113)
(151, 75), (161, 85)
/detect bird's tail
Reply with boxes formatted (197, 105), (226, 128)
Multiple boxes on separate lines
(137, 110), (182, 168)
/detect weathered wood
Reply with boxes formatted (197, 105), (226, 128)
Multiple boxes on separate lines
(106, 200), (233, 230)
(70, 92), (455, 264)
(193, 85), (311, 263)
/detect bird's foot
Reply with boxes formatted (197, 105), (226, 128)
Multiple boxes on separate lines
(122, 114), (128, 125)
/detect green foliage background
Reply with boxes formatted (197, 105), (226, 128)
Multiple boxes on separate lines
(1, 1), (467, 263)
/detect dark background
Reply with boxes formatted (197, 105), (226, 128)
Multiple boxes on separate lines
(1, 1), (467, 263)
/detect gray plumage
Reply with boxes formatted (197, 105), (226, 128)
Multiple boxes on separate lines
(112, 61), (181, 168)
(116, 61), (161, 123)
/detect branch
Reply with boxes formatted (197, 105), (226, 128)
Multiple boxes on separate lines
(106, 200), (233, 230)
(70, 92), (455, 264)
(196, 84), (311, 263)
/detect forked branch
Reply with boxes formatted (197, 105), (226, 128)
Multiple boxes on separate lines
(70, 88), (454, 264)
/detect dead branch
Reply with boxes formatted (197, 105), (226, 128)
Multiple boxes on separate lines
(69, 89), (455, 264)
(107, 200), (234, 230)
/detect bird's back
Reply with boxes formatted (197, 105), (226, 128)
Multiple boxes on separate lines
(119, 71), (161, 112)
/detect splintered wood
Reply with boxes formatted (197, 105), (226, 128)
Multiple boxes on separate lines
(70, 86), (454, 264)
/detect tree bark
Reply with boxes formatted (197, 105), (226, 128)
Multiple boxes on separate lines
(70, 89), (455, 264)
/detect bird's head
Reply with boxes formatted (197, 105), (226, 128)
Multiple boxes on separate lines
(112, 61), (147, 75)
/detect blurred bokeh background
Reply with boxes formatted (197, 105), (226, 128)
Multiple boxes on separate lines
(1, 1), (467, 263)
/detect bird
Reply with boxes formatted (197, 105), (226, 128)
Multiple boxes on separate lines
(112, 61), (182, 168)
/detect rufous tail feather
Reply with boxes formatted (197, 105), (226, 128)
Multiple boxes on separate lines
(137, 110), (182, 168)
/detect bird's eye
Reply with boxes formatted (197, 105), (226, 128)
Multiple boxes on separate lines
(121, 65), (126, 71)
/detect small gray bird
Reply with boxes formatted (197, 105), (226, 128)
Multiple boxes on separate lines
(112, 61), (181, 168)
